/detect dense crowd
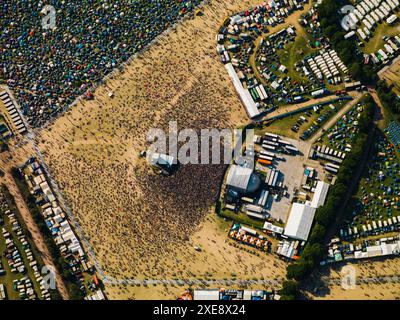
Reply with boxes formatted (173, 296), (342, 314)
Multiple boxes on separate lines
(0, 0), (202, 127)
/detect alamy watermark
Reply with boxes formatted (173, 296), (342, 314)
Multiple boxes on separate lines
(146, 121), (255, 166)
(340, 265), (357, 290)
(340, 5), (357, 31)
(41, 265), (56, 290)
(41, 5), (57, 30)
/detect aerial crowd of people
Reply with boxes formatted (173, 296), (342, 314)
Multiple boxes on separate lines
(0, 0), (202, 127)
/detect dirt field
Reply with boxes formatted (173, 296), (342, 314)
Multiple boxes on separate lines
(104, 214), (287, 299)
(31, 0), (291, 299)
(311, 282), (400, 300)
(307, 258), (400, 300)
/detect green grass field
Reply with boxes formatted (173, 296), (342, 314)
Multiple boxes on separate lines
(377, 98), (396, 130)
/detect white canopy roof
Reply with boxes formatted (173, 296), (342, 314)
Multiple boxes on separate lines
(226, 165), (253, 191)
(311, 181), (330, 208)
(150, 152), (176, 167)
(225, 63), (260, 118)
(193, 290), (220, 300)
(284, 203), (316, 241)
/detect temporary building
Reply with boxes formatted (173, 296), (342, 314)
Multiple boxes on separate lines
(387, 14), (398, 24)
(310, 181), (330, 208)
(263, 222), (284, 234)
(225, 63), (260, 118)
(150, 153), (176, 168)
(344, 31), (356, 39)
(276, 240), (297, 259)
(283, 203), (316, 241)
(193, 290), (220, 300)
(226, 165), (261, 194)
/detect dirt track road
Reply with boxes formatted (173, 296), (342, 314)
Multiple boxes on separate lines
(264, 91), (360, 121)
(309, 92), (364, 144)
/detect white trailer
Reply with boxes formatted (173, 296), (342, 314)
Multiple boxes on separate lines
(387, 0), (397, 10)
(260, 150), (275, 157)
(263, 144), (276, 151)
(354, 9), (364, 21)
(365, 0), (375, 10)
(357, 5), (366, 15)
(371, 0), (380, 8)
(325, 166), (338, 174)
(384, 43), (394, 55)
(366, 14), (376, 26)
(255, 85), (265, 101)
(326, 162), (340, 170)
(375, 8), (385, 20)
(383, 2), (392, 13)
(259, 85), (268, 100)
(378, 49), (388, 61)
(388, 39), (399, 51)
(371, 53), (380, 64)
(372, 11), (381, 22)
(387, 14), (398, 24)
(362, 2), (371, 12)
(264, 132), (279, 140)
(358, 29), (367, 40)
(259, 154), (274, 161)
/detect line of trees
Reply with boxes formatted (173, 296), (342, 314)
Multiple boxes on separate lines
(11, 168), (84, 300)
(318, 0), (377, 84)
(280, 96), (376, 298)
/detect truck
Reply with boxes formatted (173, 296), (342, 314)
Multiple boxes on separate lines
(258, 154), (274, 162)
(326, 162), (340, 170)
(285, 145), (299, 154)
(260, 150), (275, 157)
(293, 95), (304, 102)
(262, 144), (276, 151)
(311, 89), (328, 97)
(325, 166), (338, 174)
(258, 159), (272, 166)
(264, 132), (279, 140)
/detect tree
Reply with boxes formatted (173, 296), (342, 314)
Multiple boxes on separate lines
(0, 141), (9, 152)
(350, 63), (363, 80)
(280, 280), (300, 300)
(315, 205), (333, 226)
(301, 243), (324, 265)
(68, 283), (84, 300)
(287, 261), (313, 281)
(324, 25), (337, 39)
(309, 223), (326, 244)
